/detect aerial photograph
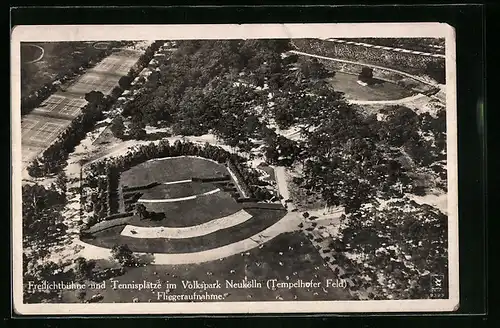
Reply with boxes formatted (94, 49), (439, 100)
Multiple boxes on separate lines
(18, 36), (449, 305)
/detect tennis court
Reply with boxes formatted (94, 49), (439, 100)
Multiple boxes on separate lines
(21, 47), (145, 167)
(35, 94), (87, 118)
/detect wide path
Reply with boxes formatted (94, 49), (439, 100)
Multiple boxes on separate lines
(21, 46), (145, 168)
(120, 209), (253, 239)
(348, 93), (427, 105)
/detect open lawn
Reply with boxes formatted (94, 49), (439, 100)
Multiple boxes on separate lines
(329, 72), (414, 101)
(21, 42), (111, 97)
(63, 232), (353, 303)
(120, 157), (228, 187)
(132, 191), (243, 227)
(139, 181), (218, 200)
(82, 207), (287, 253)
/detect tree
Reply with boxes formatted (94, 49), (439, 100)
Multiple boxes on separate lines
(73, 257), (96, 281)
(55, 171), (68, 194)
(111, 244), (135, 267)
(425, 60), (446, 84)
(358, 67), (374, 83)
(129, 117), (147, 140)
(298, 57), (331, 80)
(22, 184), (67, 254)
(110, 116), (126, 139)
(118, 76), (133, 90)
(84, 90), (105, 104)
(27, 158), (43, 178)
(76, 290), (87, 303)
(134, 203), (148, 220)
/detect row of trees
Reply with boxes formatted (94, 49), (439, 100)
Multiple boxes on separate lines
(227, 159), (275, 201)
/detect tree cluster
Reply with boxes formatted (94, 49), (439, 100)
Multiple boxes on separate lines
(332, 199), (448, 299)
(291, 97), (446, 212)
(22, 183), (68, 303)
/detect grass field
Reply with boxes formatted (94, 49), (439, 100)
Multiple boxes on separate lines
(119, 157), (228, 186)
(21, 41), (110, 97)
(329, 72), (414, 101)
(82, 207), (286, 253)
(139, 181), (217, 200)
(64, 232), (353, 303)
(132, 191), (243, 227)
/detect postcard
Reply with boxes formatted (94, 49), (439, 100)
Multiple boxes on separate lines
(11, 23), (458, 315)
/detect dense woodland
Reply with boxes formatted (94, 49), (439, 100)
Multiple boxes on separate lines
(22, 183), (68, 302)
(332, 199), (448, 299)
(80, 38), (446, 234)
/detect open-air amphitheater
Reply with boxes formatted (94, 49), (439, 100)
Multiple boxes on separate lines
(79, 153), (296, 264)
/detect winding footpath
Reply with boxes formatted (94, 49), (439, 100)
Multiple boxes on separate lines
(348, 93), (428, 105)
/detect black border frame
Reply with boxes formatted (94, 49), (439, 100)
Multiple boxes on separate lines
(7, 4), (489, 325)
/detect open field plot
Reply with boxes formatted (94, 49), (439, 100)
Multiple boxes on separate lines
(21, 42), (111, 96)
(119, 157), (228, 186)
(132, 191), (244, 227)
(139, 181), (220, 200)
(92, 55), (139, 76)
(66, 72), (119, 96)
(65, 232), (352, 303)
(82, 207), (286, 253)
(329, 72), (414, 101)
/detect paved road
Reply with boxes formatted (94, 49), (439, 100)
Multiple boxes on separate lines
(21, 47), (144, 168)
